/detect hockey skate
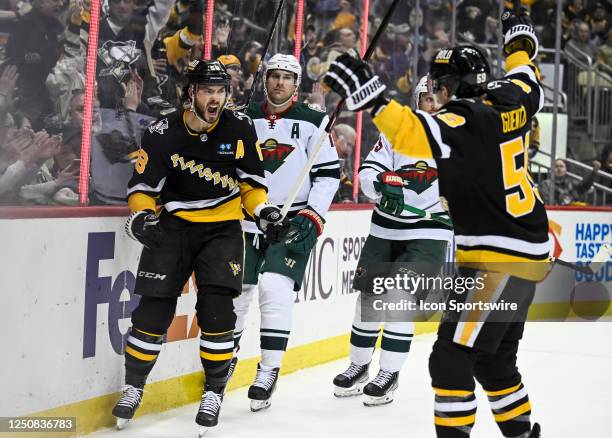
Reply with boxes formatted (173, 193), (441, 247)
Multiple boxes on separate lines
(196, 386), (224, 437)
(112, 384), (143, 429)
(363, 370), (399, 407)
(333, 362), (369, 397)
(248, 363), (279, 412)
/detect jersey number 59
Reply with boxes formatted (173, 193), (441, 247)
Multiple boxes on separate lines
(500, 134), (541, 218)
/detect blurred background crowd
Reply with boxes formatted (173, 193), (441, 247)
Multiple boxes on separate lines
(0, 0), (610, 207)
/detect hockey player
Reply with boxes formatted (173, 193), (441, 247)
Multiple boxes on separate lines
(333, 77), (452, 407)
(230, 54), (340, 411)
(111, 60), (288, 434)
(324, 9), (544, 438)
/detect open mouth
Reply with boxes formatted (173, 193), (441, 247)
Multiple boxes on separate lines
(206, 104), (219, 117)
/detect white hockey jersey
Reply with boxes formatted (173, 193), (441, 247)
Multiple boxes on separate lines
(242, 101), (340, 234)
(359, 135), (453, 241)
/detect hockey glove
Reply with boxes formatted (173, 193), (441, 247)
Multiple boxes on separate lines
(501, 8), (539, 60)
(323, 53), (387, 111)
(255, 204), (290, 244)
(125, 209), (164, 249)
(284, 206), (325, 254)
(373, 172), (404, 217)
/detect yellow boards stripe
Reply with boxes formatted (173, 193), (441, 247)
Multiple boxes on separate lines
(200, 351), (233, 361)
(434, 414), (476, 427)
(125, 346), (158, 362)
(494, 401), (532, 422)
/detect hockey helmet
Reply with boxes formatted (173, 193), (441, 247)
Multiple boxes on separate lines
(186, 59), (230, 91)
(264, 53), (302, 107)
(429, 46), (490, 98)
(414, 75), (430, 103)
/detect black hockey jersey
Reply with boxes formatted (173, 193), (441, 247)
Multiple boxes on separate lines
(127, 109), (267, 222)
(373, 51), (550, 280)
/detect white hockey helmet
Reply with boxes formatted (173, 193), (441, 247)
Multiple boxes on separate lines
(264, 53), (302, 107)
(414, 75), (430, 103)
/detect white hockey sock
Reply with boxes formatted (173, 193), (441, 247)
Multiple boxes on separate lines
(349, 293), (381, 366)
(379, 320), (414, 372)
(259, 272), (295, 369)
(233, 284), (257, 354)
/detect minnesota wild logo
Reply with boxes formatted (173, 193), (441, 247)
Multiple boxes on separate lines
(396, 161), (438, 194)
(260, 138), (295, 173)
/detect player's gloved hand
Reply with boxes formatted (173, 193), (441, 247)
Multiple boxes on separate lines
(284, 206), (325, 253)
(323, 53), (387, 111)
(373, 172), (404, 217)
(125, 209), (164, 249)
(501, 8), (538, 60)
(255, 204), (290, 244)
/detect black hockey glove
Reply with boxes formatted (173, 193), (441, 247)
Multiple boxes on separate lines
(284, 206), (324, 254)
(125, 209), (164, 249)
(501, 8), (539, 60)
(323, 53), (387, 112)
(255, 204), (290, 244)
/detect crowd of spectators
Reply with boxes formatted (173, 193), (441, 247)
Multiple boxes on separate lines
(0, 0), (610, 207)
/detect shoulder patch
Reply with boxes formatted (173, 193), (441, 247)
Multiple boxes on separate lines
(231, 110), (253, 126)
(436, 112), (466, 128)
(148, 118), (169, 134)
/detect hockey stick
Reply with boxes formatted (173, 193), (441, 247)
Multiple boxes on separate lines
(279, 0), (402, 218)
(402, 204), (453, 227)
(242, 0), (286, 109)
(551, 243), (611, 275)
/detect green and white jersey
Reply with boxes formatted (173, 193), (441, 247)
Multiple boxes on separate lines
(359, 134), (453, 242)
(242, 101), (340, 234)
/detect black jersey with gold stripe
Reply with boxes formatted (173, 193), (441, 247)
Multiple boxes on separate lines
(127, 108), (267, 222)
(373, 52), (550, 280)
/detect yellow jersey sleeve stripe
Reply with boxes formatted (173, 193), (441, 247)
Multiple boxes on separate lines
(485, 383), (523, 397)
(433, 388), (474, 397)
(434, 414), (476, 427)
(493, 401), (532, 422)
(125, 346), (158, 362)
(128, 192), (156, 213)
(506, 51), (541, 81)
(373, 100), (434, 159)
(199, 351), (234, 361)
(239, 183), (267, 218)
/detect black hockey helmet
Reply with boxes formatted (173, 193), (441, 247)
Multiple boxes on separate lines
(429, 46), (490, 98)
(186, 59), (230, 90)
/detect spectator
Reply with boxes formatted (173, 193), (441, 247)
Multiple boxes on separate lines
(331, 123), (356, 203)
(589, 2), (609, 44)
(538, 158), (601, 205)
(331, 0), (356, 30)
(566, 20), (600, 61)
(324, 27), (360, 64)
(0, 0), (32, 24)
(457, 3), (487, 43)
(598, 27), (612, 66)
(300, 24), (324, 93)
(217, 53), (253, 107)
(563, 0), (590, 38)
(6, 0), (66, 129)
(532, 0), (558, 48)
(528, 116), (540, 160)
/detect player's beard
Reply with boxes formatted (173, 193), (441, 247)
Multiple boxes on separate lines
(196, 99), (223, 124)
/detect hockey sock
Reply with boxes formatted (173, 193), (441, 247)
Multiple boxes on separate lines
(259, 272), (295, 368)
(349, 293), (380, 366)
(124, 327), (164, 388)
(199, 330), (235, 388)
(196, 287), (236, 389)
(485, 382), (531, 437)
(379, 321), (414, 372)
(233, 284), (257, 352)
(433, 388), (477, 437)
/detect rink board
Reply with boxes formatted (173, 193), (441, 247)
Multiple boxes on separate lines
(0, 206), (610, 436)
